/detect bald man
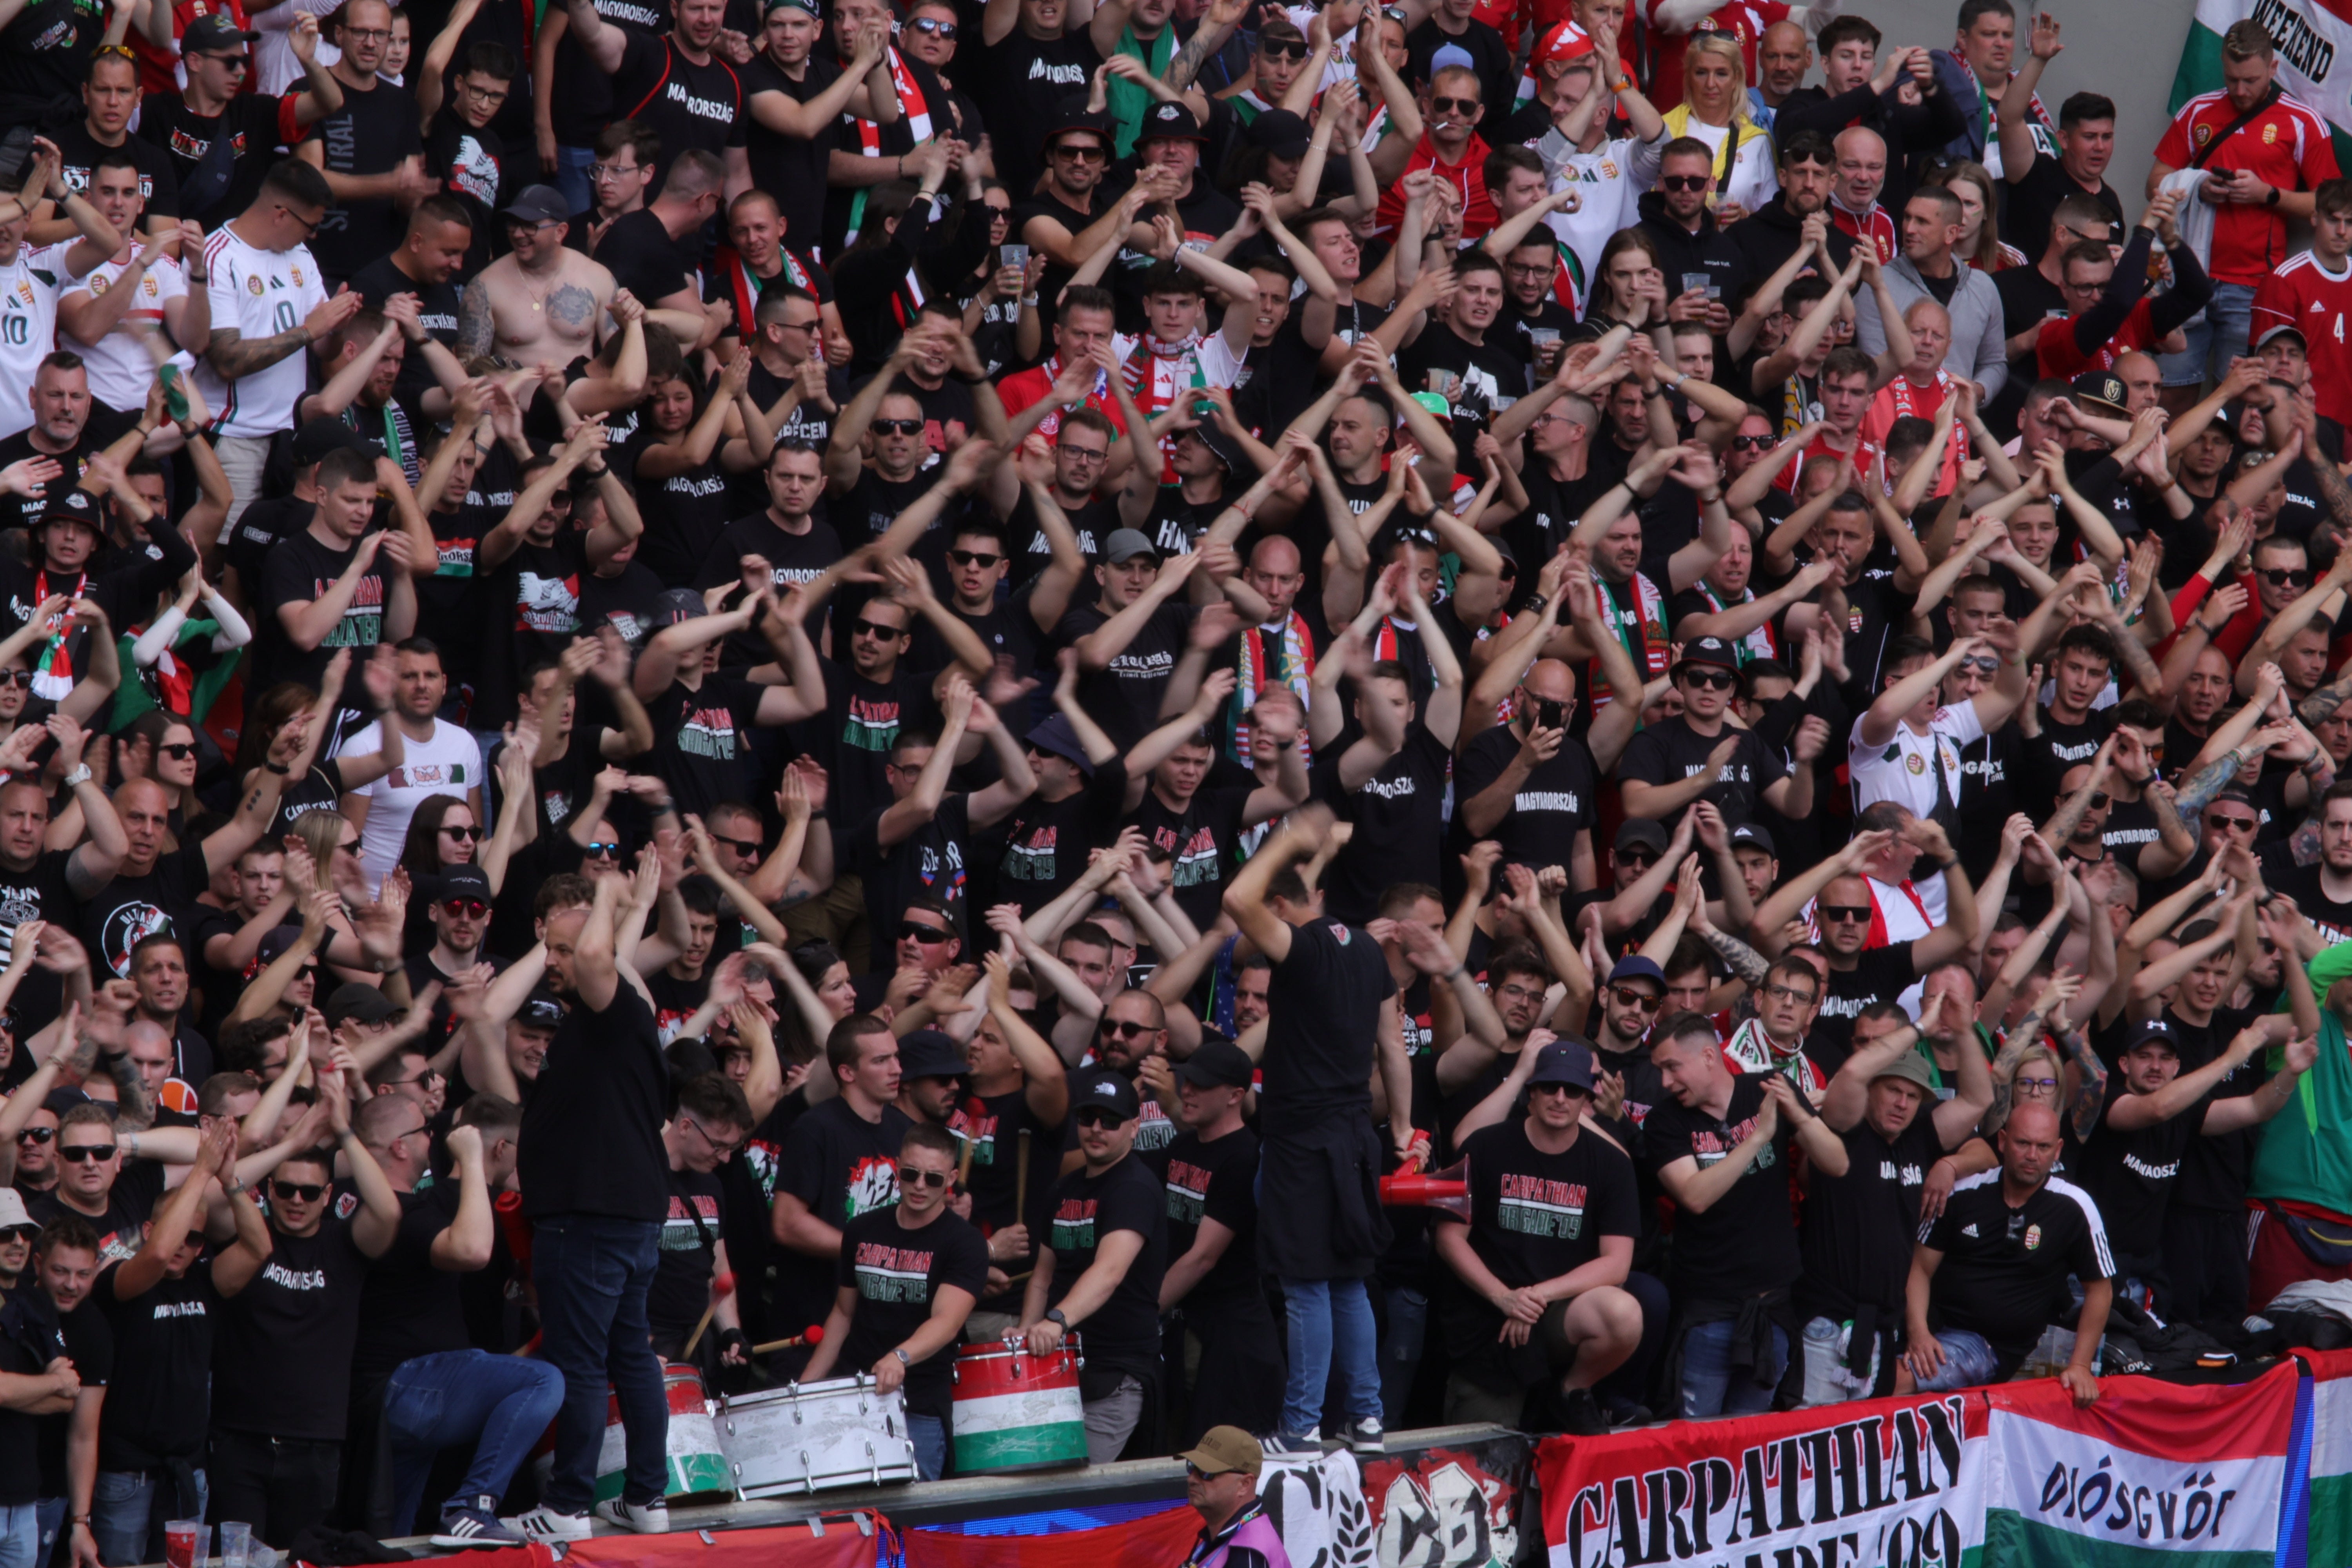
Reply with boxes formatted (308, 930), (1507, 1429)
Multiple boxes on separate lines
(1456, 657), (1600, 889)
(1830, 127), (1898, 264)
(1751, 22), (1813, 128)
(1228, 533), (1316, 764)
(1774, 15), (1966, 216)
(1862, 298), (1973, 494)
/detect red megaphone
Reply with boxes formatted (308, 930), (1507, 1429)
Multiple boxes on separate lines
(1380, 1157), (1470, 1221)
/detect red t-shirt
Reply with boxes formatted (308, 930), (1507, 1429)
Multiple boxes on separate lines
(2154, 91), (2340, 285)
(1830, 201), (1896, 265)
(1373, 134), (1500, 240)
(1862, 371), (1971, 494)
(1623, 0), (1788, 113)
(1776, 432), (1883, 495)
(2035, 299), (2158, 379)
(2252, 250), (2352, 426)
(996, 357), (1129, 439)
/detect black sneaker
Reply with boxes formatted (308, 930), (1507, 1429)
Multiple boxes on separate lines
(1560, 1387), (1610, 1436)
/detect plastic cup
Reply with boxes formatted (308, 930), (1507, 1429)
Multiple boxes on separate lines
(164, 1522), (210, 1568)
(1682, 271), (1711, 299)
(219, 1521), (253, 1568)
(1002, 243), (1030, 271)
(1528, 327), (1560, 348)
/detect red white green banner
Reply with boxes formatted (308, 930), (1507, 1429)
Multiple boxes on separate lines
(1537, 1392), (1990, 1568)
(2305, 1350), (2352, 1568)
(1980, 1367), (2299, 1568)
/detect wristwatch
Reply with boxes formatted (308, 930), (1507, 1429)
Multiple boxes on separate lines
(1045, 1308), (1068, 1328)
(893, 1347), (912, 1366)
(61, 764), (90, 789)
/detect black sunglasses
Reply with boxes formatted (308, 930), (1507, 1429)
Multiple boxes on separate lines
(948, 549), (1003, 569)
(0, 671), (31, 689)
(272, 1180), (327, 1201)
(1680, 668), (1737, 690)
(2260, 568), (2313, 587)
(1818, 904), (1872, 923)
(15, 1128), (50, 1144)
(585, 842), (622, 859)
(1100, 1018), (1154, 1038)
(58, 1144), (116, 1163)
(1430, 95), (1477, 114)
(1608, 987), (1661, 1011)
(853, 619), (906, 639)
(2209, 813), (2258, 831)
(897, 1165), (950, 1188)
(905, 14), (955, 34)
(872, 418), (926, 436)
(0, 1225), (35, 1243)
(1261, 38), (1308, 57)
(441, 824), (483, 842)
(711, 833), (762, 857)
(1730, 434), (1774, 450)
(1661, 174), (1711, 192)
(898, 921), (954, 944)
(157, 742), (196, 760)
(1074, 1108), (1125, 1129)
(2087, 791), (2110, 809)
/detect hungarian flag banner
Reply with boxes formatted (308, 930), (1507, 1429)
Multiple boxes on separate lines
(2303, 1350), (2352, 1568)
(1982, 1364), (2298, 1568)
(1536, 1391), (1989, 1568)
(2171, 0), (2352, 169)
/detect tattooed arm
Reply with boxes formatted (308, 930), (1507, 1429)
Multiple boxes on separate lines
(2298, 661), (2352, 730)
(456, 278), (495, 358)
(1689, 901), (1770, 986)
(2131, 778), (2199, 880)
(2056, 1019), (2107, 1143)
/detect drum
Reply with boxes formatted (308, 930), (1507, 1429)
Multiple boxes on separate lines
(592, 1363), (733, 1504)
(714, 1376), (918, 1497)
(949, 1339), (1086, 1475)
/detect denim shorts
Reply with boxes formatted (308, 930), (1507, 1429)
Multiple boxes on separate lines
(1912, 1328), (2003, 1391)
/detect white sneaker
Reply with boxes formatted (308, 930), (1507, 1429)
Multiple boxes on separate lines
(596, 1497), (671, 1535)
(504, 1506), (594, 1543)
(1348, 1417), (1386, 1455)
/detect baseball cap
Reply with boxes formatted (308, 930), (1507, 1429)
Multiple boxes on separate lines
(1534, 20), (1593, 63)
(1614, 818), (1669, 857)
(434, 864), (495, 904)
(1730, 822), (1777, 857)
(1040, 100), (1112, 156)
(1176, 1039), (1254, 1089)
(2122, 1018), (2179, 1055)
(1138, 101), (1208, 143)
(519, 991), (566, 1031)
(292, 417), (369, 468)
(1185, 416), (1246, 472)
(1872, 1049), (1937, 1093)
(1178, 1426), (1263, 1478)
(0, 1189), (31, 1232)
(897, 1029), (969, 1081)
(1430, 41), (1475, 76)
(183, 12), (260, 49)
(1076, 1072), (1141, 1122)
(1527, 1038), (1597, 1091)
(41, 1087), (90, 1119)
(2256, 322), (2308, 352)
(1246, 109), (1311, 160)
(1025, 713), (1096, 776)
(255, 925), (306, 966)
(1673, 635), (1740, 677)
(2069, 370), (2130, 417)
(324, 983), (398, 1029)
(42, 488), (101, 535)
(655, 587), (707, 626)
(1103, 528), (1160, 565)
(1606, 955), (1666, 992)
(501, 184), (570, 225)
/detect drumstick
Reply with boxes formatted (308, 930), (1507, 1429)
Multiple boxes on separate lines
(751, 1324), (826, 1356)
(681, 1270), (737, 1359)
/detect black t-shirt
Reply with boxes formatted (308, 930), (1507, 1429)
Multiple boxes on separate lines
(1642, 1074), (1803, 1299)
(612, 30), (748, 186)
(1616, 716), (1789, 835)
(2161, 1004), (2263, 1213)
(1798, 1112), (1950, 1321)
(649, 1164), (725, 1339)
(423, 111), (507, 276)
(1314, 722), (1451, 924)
(519, 981), (670, 1222)
(1160, 1125), (1259, 1310)
(845, 792), (973, 951)
(650, 673), (767, 823)
(791, 660), (938, 829)
(29, 1163), (165, 1267)
(987, 771), (1130, 915)
(94, 1258), (219, 1469)
(53, 121), (180, 220)
(2016, 703), (2118, 823)
(550, 0), (673, 145)
(581, 560), (668, 649)
(1922, 1171), (2114, 1372)
(2004, 155), (2120, 272)
(1396, 322), (1527, 482)
(596, 208), (697, 307)
(743, 52), (837, 249)
(833, 1205), (988, 1419)
(0, 405), (140, 534)
(1044, 1152), (1165, 1379)
(1053, 599), (1194, 749)
(137, 91), (292, 229)
(353, 1179), (470, 1383)
(211, 1213), (372, 1438)
(1442, 1118), (1639, 1351)
(0, 0), (95, 113)
(2073, 1073), (2200, 1261)
(33, 1293), (107, 1500)
(1127, 781), (1250, 932)
(79, 844), (209, 982)
(255, 526), (391, 689)
(303, 74), (424, 280)
(348, 254), (464, 416)
(1454, 723), (1597, 872)
(1261, 916), (1396, 1125)
(1815, 942), (1927, 1065)
(973, 31), (1099, 196)
(773, 1096), (911, 1328)
(1401, 16), (1512, 120)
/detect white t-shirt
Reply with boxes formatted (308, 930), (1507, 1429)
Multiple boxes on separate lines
(1543, 138), (1642, 294)
(335, 718), (485, 890)
(62, 253), (192, 412)
(1847, 701), (1985, 825)
(194, 227), (328, 440)
(0, 244), (83, 440)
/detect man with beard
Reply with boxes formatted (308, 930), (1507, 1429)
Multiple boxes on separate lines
(975, 0), (1099, 198)
(456, 187), (617, 370)
(1728, 130), (1857, 280)
(295, 0), (433, 284)
(1799, 999), (1991, 1403)
(78, 749), (291, 986)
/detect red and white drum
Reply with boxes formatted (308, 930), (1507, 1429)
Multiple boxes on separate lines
(949, 1339), (1087, 1474)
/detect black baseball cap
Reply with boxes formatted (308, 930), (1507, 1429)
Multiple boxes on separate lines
(2122, 1018), (2178, 1055)
(1673, 635), (1740, 677)
(1614, 818), (1669, 857)
(434, 864), (495, 903)
(501, 184), (570, 225)
(897, 1029), (969, 1081)
(1139, 101), (1209, 144)
(324, 983), (397, 1028)
(1730, 822), (1777, 857)
(655, 588), (706, 626)
(2069, 370), (2130, 417)
(182, 13), (259, 50)
(41, 488), (101, 535)
(1075, 1072), (1141, 1122)
(293, 417), (369, 468)
(1527, 1038), (1596, 1091)
(1246, 109), (1310, 160)
(1176, 1039), (1254, 1089)
(518, 991), (565, 1031)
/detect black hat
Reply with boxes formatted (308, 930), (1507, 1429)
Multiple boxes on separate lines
(2122, 1018), (2179, 1055)
(2068, 369), (2130, 417)
(1138, 101), (1209, 144)
(1673, 635), (1740, 677)
(41, 1087), (89, 1119)
(41, 488), (101, 535)
(433, 864), (495, 904)
(1024, 713), (1096, 776)
(1040, 100), (1113, 157)
(1176, 1039), (1254, 1090)
(518, 991), (565, 1031)
(1526, 1038), (1596, 1091)
(897, 1028), (969, 1081)
(1730, 822), (1777, 857)
(655, 587), (707, 626)
(1183, 415), (1246, 472)
(292, 417), (368, 468)
(182, 12), (260, 49)
(501, 184), (570, 225)
(1614, 818), (1669, 856)
(324, 983), (397, 1028)
(1246, 108), (1311, 160)
(255, 925), (307, 966)
(1075, 1071), (1142, 1122)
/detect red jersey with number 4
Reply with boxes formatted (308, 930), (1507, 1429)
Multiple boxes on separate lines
(1622, 0), (1789, 112)
(2252, 250), (2352, 426)
(2154, 91), (2339, 285)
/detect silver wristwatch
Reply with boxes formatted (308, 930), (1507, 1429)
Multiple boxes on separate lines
(61, 764), (90, 789)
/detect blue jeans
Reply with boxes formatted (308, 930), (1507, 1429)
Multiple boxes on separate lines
(92, 1468), (206, 1568)
(908, 1415), (946, 1482)
(1679, 1320), (1789, 1418)
(1913, 1328), (2003, 1392)
(1379, 1286), (1426, 1429)
(0, 1504), (36, 1568)
(532, 1214), (665, 1514)
(1278, 1276), (1380, 1438)
(382, 1350), (566, 1532)
(551, 145), (595, 219)
(2158, 281), (2258, 386)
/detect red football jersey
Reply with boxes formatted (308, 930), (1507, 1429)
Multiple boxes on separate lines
(2154, 91), (2339, 285)
(2252, 250), (2352, 426)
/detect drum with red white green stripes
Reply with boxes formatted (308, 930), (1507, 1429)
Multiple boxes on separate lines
(949, 1341), (1087, 1474)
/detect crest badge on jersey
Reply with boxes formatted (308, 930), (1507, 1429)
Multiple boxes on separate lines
(247, 275), (263, 296)
(2024, 1223), (2043, 1251)
(1329, 923), (1351, 944)
(291, 266), (305, 286)
(2265, 123), (2279, 143)
(2194, 123), (2213, 147)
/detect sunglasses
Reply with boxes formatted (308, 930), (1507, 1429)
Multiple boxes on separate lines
(272, 1180), (327, 1201)
(2209, 813), (2257, 831)
(711, 833), (762, 857)
(14, 1128), (49, 1144)
(443, 898), (490, 919)
(1680, 668), (1737, 690)
(2260, 568), (2313, 587)
(1818, 904), (1872, 924)
(0, 1226), (34, 1243)
(898, 921), (955, 944)
(1074, 1108), (1125, 1129)
(58, 1144), (116, 1163)
(1430, 95), (1477, 114)
(853, 618), (906, 640)
(1958, 655), (2000, 675)
(585, 842), (622, 859)
(897, 1165), (950, 1188)
(872, 418), (926, 436)
(2087, 791), (2110, 809)
(1100, 1018), (1155, 1038)
(947, 549), (1003, 569)
(441, 824), (483, 842)
(157, 742), (197, 760)
(1261, 38), (1308, 57)
(905, 14), (955, 33)
(1529, 1082), (1589, 1098)
(1660, 174), (1711, 192)
(1729, 434), (1774, 450)
(1617, 848), (1657, 868)
(1054, 142), (1107, 161)
(1610, 987), (1661, 1011)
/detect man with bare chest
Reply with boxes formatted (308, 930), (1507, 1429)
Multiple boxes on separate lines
(457, 184), (615, 367)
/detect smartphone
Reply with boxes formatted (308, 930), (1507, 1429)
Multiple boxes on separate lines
(1535, 699), (1566, 731)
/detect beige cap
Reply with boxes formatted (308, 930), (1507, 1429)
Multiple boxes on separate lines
(1178, 1426), (1264, 1479)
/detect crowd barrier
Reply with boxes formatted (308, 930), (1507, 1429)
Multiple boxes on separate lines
(1536, 1349), (2352, 1568)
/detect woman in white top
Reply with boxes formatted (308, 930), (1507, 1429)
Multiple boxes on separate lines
(1656, 33), (1778, 226)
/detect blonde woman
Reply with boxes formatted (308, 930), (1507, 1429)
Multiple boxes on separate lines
(1659, 34), (1778, 223)
(1926, 160), (2027, 272)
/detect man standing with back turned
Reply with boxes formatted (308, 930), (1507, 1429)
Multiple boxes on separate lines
(1223, 804), (1414, 1457)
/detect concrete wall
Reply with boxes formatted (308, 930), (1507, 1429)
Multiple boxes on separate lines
(1828, 0), (2200, 204)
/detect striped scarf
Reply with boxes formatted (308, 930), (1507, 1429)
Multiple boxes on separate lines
(1230, 613), (1313, 765)
(31, 571), (84, 702)
(844, 47), (932, 245)
(1592, 572), (1668, 709)
(1695, 579), (1775, 664)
